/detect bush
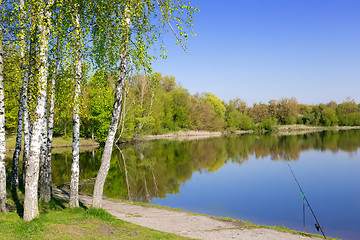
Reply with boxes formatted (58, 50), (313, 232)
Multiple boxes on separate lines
(258, 117), (278, 131)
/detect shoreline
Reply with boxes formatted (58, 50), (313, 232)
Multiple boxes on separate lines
(138, 125), (360, 141)
(52, 188), (326, 240)
(5, 125), (360, 151)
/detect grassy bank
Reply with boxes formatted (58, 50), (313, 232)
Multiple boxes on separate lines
(1, 190), (189, 240)
(5, 136), (99, 151)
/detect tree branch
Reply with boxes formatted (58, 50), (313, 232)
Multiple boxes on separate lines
(154, 0), (188, 53)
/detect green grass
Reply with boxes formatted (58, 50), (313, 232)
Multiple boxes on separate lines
(0, 208), (190, 240)
(0, 190), (190, 240)
(5, 135), (98, 150)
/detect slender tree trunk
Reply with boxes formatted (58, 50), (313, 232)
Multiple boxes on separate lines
(22, 26), (35, 187)
(39, 96), (48, 202)
(11, 0), (27, 190)
(23, 1), (53, 222)
(138, 92), (154, 132)
(115, 82), (130, 144)
(70, 7), (82, 208)
(0, 34), (7, 213)
(92, 5), (130, 208)
(92, 54), (126, 208)
(119, 85), (129, 137)
(39, 33), (59, 203)
(11, 67), (25, 189)
(22, 98), (30, 185)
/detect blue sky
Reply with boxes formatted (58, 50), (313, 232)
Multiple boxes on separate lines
(151, 0), (360, 105)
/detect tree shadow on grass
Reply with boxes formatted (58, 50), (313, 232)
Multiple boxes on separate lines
(50, 188), (88, 211)
(11, 186), (24, 218)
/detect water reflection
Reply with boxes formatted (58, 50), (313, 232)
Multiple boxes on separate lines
(52, 130), (360, 202)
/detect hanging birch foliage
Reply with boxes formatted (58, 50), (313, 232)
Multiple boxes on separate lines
(91, 0), (198, 208)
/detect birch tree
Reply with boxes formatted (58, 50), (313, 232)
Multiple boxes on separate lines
(23, 0), (54, 222)
(38, 94), (49, 201)
(69, 1), (83, 207)
(39, 4), (64, 202)
(0, 23), (6, 213)
(10, 0), (28, 189)
(40, 32), (60, 202)
(92, 3), (130, 207)
(92, 0), (198, 208)
(22, 22), (35, 186)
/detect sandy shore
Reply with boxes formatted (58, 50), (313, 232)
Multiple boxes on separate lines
(53, 188), (323, 240)
(140, 130), (223, 141)
(138, 125), (360, 141)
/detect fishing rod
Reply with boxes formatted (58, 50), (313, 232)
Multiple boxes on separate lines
(287, 162), (326, 239)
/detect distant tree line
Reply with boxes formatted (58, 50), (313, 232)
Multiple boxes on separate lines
(6, 71), (359, 143)
(81, 73), (360, 141)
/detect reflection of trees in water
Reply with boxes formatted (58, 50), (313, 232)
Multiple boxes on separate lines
(51, 130), (360, 202)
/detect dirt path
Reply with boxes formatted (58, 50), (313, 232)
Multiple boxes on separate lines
(52, 189), (322, 240)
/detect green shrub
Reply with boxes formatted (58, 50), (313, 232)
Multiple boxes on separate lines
(258, 118), (278, 131)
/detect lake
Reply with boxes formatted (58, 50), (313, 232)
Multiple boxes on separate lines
(52, 130), (360, 240)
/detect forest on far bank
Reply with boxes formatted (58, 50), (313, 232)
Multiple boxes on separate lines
(4, 63), (360, 143)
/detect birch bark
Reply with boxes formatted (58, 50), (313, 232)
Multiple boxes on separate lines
(39, 31), (60, 202)
(0, 32), (7, 213)
(11, 74), (24, 189)
(23, 0), (53, 222)
(115, 82), (130, 144)
(70, 6), (82, 208)
(41, 34), (60, 202)
(22, 26), (35, 186)
(92, 58), (125, 207)
(39, 96), (49, 202)
(11, 0), (27, 189)
(92, 5), (130, 208)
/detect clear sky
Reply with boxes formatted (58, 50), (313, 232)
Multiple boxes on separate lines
(151, 0), (360, 105)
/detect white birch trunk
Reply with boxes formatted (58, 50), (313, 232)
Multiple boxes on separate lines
(11, 68), (25, 189)
(39, 96), (49, 202)
(115, 83), (130, 144)
(42, 34), (60, 202)
(70, 7), (82, 208)
(0, 35), (7, 213)
(11, 0), (27, 189)
(92, 53), (126, 208)
(22, 27), (35, 186)
(92, 6), (130, 208)
(23, 1), (53, 221)
(22, 94), (30, 186)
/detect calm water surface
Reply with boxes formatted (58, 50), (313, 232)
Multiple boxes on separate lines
(51, 130), (360, 240)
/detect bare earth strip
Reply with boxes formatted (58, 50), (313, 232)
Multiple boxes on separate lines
(53, 189), (322, 240)
(139, 126), (360, 141)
